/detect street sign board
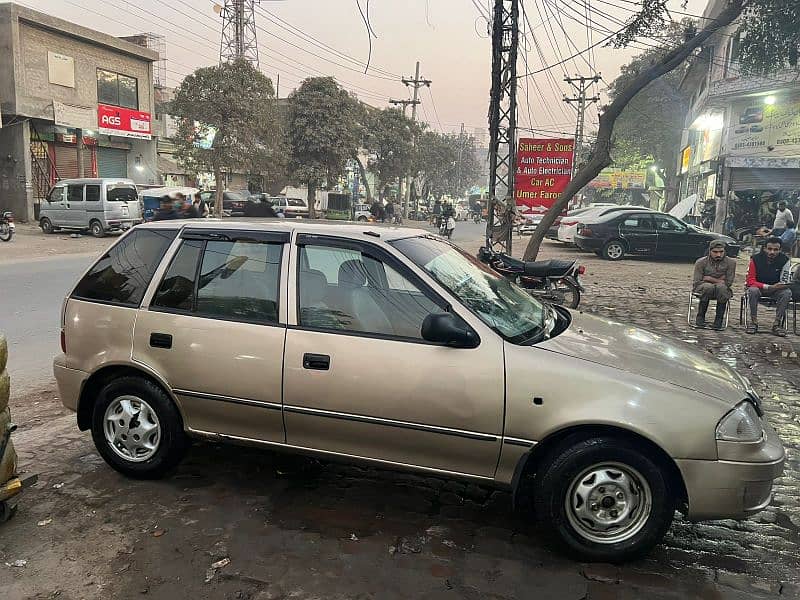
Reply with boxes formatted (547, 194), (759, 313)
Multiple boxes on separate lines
(514, 138), (574, 212)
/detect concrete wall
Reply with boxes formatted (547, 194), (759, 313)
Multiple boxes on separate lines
(0, 7), (18, 117)
(16, 21), (154, 120)
(0, 120), (32, 220)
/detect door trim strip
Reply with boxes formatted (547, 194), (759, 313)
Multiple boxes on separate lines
(187, 427), (495, 482)
(502, 436), (536, 448)
(283, 404), (498, 442)
(173, 389), (283, 411)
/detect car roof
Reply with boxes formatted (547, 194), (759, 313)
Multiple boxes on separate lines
(56, 178), (136, 185)
(139, 219), (426, 242)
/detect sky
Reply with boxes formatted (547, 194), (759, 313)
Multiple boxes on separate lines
(16, 0), (710, 137)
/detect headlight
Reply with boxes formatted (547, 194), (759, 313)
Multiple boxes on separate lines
(716, 401), (763, 442)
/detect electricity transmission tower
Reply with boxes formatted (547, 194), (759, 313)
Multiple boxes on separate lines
(219, 0), (260, 67)
(563, 75), (601, 165)
(486, 0), (519, 254)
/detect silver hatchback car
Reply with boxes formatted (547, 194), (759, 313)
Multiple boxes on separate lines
(54, 221), (785, 561)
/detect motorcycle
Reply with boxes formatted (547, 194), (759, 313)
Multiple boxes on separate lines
(478, 246), (584, 309)
(0, 212), (14, 242)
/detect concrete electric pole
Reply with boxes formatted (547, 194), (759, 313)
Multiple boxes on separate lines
(399, 61), (431, 217)
(219, 0), (261, 67)
(563, 75), (601, 166)
(486, 0), (519, 254)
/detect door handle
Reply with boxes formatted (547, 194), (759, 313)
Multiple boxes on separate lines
(149, 333), (173, 349)
(303, 353), (330, 370)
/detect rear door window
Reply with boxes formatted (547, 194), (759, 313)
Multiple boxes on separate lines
(85, 185), (101, 202)
(72, 228), (178, 306)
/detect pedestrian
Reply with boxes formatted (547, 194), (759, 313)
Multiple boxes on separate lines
(745, 236), (792, 336)
(432, 199), (442, 226)
(385, 200), (395, 223)
(771, 200), (793, 237)
(370, 199), (382, 222)
(445, 214), (456, 239)
(152, 196), (180, 221)
(193, 193), (209, 218)
(692, 239), (736, 330)
(780, 221), (797, 254)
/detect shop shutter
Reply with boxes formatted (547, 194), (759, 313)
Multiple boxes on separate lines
(730, 168), (800, 191)
(97, 147), (129, 178)
(53, 144), (95, 180)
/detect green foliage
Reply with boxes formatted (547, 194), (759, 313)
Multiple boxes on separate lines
(608, 20), (690, 172)
(364, 108), (417, 186)
(169, 59), (283, 186)
(286, 77), (362, 194)
(414, 129), (482, 198)
(738, 0), (800, 73)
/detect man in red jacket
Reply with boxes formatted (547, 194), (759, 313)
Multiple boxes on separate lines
(745, 237), (791, 336)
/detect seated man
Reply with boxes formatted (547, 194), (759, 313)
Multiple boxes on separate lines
(745, 236), (792, 336)
(693, 239), (736, 330)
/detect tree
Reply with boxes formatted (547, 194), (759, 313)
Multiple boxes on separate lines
(413, 129), (482, 199)
(607, 20), (692, 205)
(170, 59), (282, 216)
(364, 108), (417, 195)
(523, 0), (798, 260)
(287, 77), (362, 218)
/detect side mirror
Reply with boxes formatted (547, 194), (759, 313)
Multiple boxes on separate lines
(422, 313), (478, 348)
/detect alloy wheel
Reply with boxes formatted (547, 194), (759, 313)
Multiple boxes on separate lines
(103, 395), (161, 463)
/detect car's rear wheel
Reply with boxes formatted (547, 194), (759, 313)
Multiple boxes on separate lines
(601, 240), (625, 261)
(91, 376), (188, 479)
(357, 216), (368, 222)
(533, 435), (674, 562)
(89, 220), (105, 238)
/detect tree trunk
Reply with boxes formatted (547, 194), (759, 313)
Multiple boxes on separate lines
(522, 0), (746, 261)
(214, 164), (224, 218)
(354, 156), (372, 202)
(307, 182), (317, 219)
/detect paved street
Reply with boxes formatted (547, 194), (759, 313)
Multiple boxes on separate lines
(0, 223), (799, 599)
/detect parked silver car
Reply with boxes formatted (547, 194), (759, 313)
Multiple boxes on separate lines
(40, 178), (142, 237)
(54, 221), (785, 561)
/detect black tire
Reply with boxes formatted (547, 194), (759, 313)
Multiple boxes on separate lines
(40, 218), (55, 234)
(533, 435), (674, 562)
(89, 220), (105, 238)
(558, 279), (581, 309)
(91, 376), (189, 479)
(601, 239), (625, 261)
(357, 216), (368, 222)
(0, 224), (11, 242)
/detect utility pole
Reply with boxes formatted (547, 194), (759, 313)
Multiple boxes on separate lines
(563, 75), (601, 167)
(388, 98), (418, 117)
(486, 0), (519, 254)
(456, 123), (465, 199)
(400, 61), (431, 217)
(219, 0), (260, 67)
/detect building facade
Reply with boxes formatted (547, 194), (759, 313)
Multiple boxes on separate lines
(0, 3), (158, 221)
(676, 0), (800, 234)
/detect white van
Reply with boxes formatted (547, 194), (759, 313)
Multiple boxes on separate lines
(40, 178), (143, 237)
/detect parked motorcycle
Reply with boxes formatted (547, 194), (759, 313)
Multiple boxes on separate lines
(0, 212), (14, 242)
(478, 246), (584, 309)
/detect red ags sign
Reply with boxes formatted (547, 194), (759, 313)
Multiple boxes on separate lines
(514, 138), (574, 211)
(97, 104), (152, 140)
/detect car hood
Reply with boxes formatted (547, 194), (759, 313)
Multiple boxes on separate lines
(539, 311), (748, 403)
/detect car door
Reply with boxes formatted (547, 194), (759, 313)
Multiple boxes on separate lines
(65, 183), (87, 228)
(652, 214), (692, 258)
(132, 227), (289, 443)
(282, 235), (505, 478)
(44, 185), (68, 225)
(618, 213), (657, 255)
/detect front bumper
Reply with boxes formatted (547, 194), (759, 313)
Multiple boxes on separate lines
(53, 355), (87, 413)
(677, 423), (786, 520)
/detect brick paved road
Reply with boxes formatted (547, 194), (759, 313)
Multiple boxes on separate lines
(0, 232), (798, 600)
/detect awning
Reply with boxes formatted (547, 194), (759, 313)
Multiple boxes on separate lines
(157, 155), (188, 175)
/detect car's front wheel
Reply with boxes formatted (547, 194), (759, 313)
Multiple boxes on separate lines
(601, 240), (625, 261)
(91, 376), (188, 479)
(533, 435), (674, 562)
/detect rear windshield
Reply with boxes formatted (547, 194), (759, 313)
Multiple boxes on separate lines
(107, 184), (138, 203)
(72, 228), (178, 307)
(286, 198), (305, 207)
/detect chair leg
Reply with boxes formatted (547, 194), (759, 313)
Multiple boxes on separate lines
(687, 293), (695, 327)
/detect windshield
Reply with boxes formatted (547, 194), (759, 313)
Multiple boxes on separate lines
(390, 236), (547, 344)
(286, 198), (306, 207)
(106, 184), (137, 203)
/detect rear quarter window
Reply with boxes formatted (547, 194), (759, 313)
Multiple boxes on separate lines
(72, 228), (178, 307)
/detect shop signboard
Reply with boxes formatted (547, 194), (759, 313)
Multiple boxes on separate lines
(729, 97), (800, 156)
(514, 137), (574, 212)
(680, 146), (692, 174)
(53, 101), (96, 130)
(97, 104), (152, 139)
(588, 169), (646, 189)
